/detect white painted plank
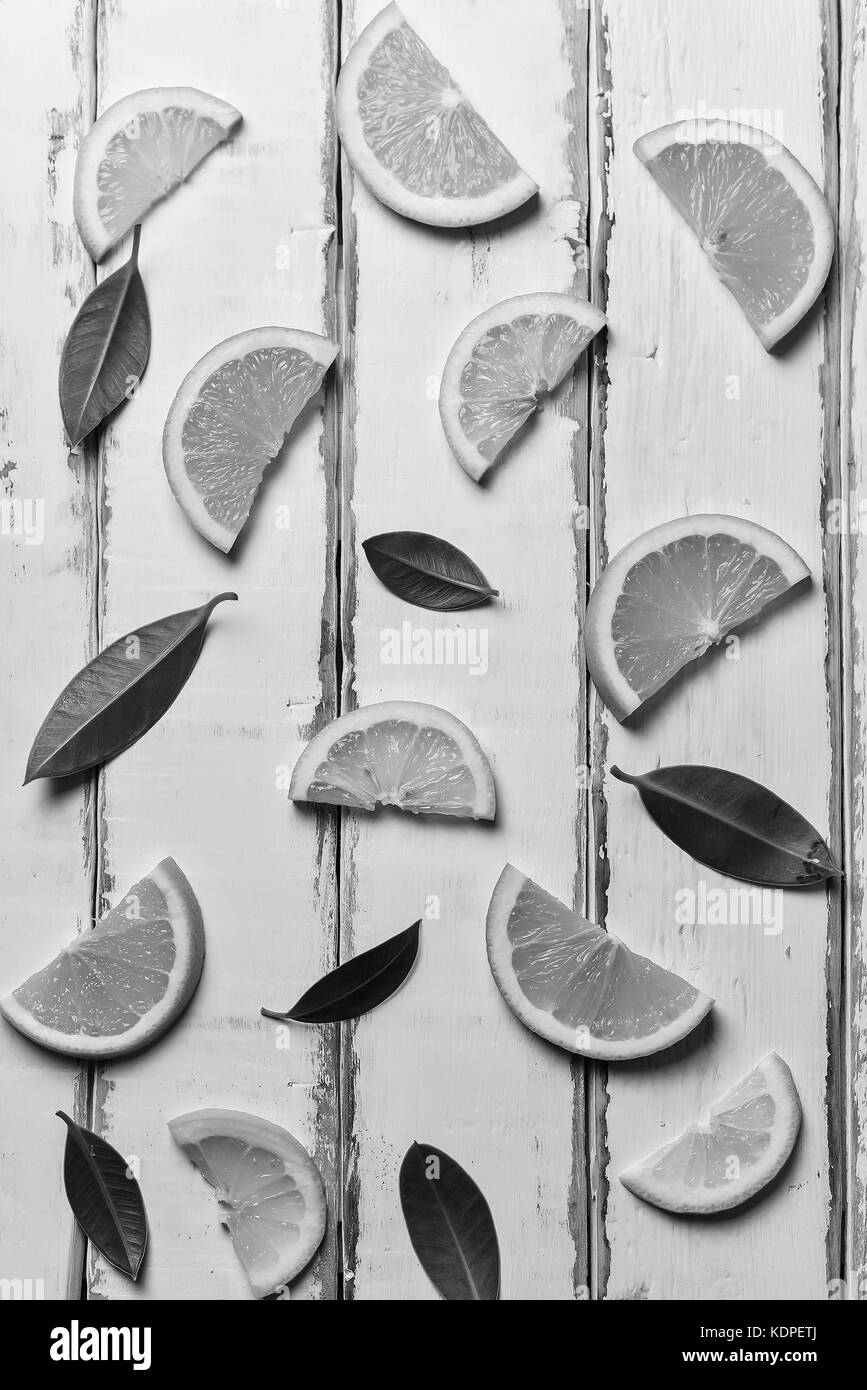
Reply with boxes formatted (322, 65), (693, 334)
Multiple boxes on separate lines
(0, 0), (96, 1301)
(840, 0), (867, 1296)
(590, 0), (839, 1298)
(341, 0), (591, 1299)
(89, 0), (339, 1299)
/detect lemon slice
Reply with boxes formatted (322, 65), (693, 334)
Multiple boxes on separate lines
(74, 87), (242, 261)
(621, 1053), (802, 1214)
(634, 120), (834, 349)
(336, 3), (537, 226)
(0, 859), (204, 1058)
(290, 700), (495, 820)
(440, 293), (606, 480)
(584, 514), (809, 722)
(163, 327), (338, 553)
(169, 1109), (326, 1297)
(486, 865), (713, 1060)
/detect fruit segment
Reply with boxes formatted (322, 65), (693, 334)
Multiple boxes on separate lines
(621, 1053), (802, 1214)
(169, 1110), (327, 1297)
(290, 700), (495, 820)
(584, 514), (809, 721)
(486, 864), (713, 1059)
(74, 87), (242, 260)
(0, 859), (204, 1058)
(440, 293), (606, 480)
(336, 3), (537, 226)
(634, 120), (834, 349)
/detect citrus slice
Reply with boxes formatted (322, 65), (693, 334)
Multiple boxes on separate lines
(584, 514), (809, 722)
(163, 327), (338, 553)
(168, 1109), (326, 1297)
(336, 3), (537, 226)
(0, 859), (204, 1058)
(486, 865), (713, 1060)
(74, 87), (242, 261)
(634, 120), (834, 349)
(290, 700), (495, 820)
(440, 293), (606, 481)
(621, 1052), (801, 1214)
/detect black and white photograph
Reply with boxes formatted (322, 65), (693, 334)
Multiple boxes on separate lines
(0, 0), (862, 1353)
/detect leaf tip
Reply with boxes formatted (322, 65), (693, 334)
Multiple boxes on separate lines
(130, 223), (142, 262)
(610, 765), (630, 783)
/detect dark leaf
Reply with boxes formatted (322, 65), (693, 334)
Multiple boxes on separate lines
(262, 920), (421, 1024)
(399, 1141), (500, 1300)
(24, 592), (236, 782)
(612, 764), (842, 887)
(57, 1111), (147, 1281)
(362, 531), (498, 611)
(59, 224), (150, 447)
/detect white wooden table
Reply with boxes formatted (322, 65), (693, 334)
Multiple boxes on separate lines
(0, 0), (862, 1300)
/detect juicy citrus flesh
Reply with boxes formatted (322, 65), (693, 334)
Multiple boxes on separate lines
(507, 876), (700, 1040)
(357, 18), (521, 200)
(647, 140), (814, 327)
(612, 531), (790, 702)
(456, 310), (598, 466)
(170, 1111), (326, 1296)
(621, 1054), (801, 1213)
(193, 1135), (312, 1280)
(179, 345), (328, 536)
(302, 716), (481, 815)
(96, 106), (229, 243)
(13, 874), (177, 1038)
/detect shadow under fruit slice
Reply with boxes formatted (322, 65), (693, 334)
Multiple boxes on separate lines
(1, 859), (204, 1058)
(634, 120), (834, 350)
(336, 3), (537, 227)
(74, 86), (242, 262)
(290, 700), (496, 820)
(440, 293), (606, 481)
(163, 327), (338, 553)
(486, 865), (713, 1060)
(621, 1052), (802, 1214)
(168, 1109), (326, 1298)
(584, 514), (809, 722)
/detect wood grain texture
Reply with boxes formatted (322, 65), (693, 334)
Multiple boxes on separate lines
(88, 0), (340, 1299)
(840, 0), (867, 1294)
(589, 0), (841, 1299)
(0, 0), (96, 1301)
(340, 0), (592, 1299)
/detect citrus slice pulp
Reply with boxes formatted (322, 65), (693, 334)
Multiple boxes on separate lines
(74, 87), (242, 261)
(163, 327), (338, 552)
(290, 700), (495, 819)
(336, 3), (537, 226)
(486, 865), (713, 1059)
(620, 1052), (802, 1214)
(168, 1109), (326, 1297)
(440, 293), (606, 480)
(634, 120), (834, 349)
(0, 858), (204, 1058)
(584, 514), (809, 722)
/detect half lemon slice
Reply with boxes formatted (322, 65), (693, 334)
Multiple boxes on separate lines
(621, 1052), (802, 1214)
(169, 1109), (327, 1297)
(1, 858), (204, 1058)
(584, 514), (809, 722)
(336, 3), (537, 226)
(290, 700), (495, 820)
(634, 120), (834, 349)
(74, 87), (241, 261)
(163, 327), (338, 553)
(486, 865), (713, 1060)
(440, 293), (606, 480)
